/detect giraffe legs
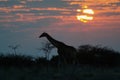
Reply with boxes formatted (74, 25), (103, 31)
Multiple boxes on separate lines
(57, 55), (68, 71)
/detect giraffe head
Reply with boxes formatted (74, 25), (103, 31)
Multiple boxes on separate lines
(39, 32), (48, 38)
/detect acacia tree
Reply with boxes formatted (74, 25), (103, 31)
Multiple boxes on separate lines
(38, 41), (55, 71)
(8, 44), (20, 55)
(38, 41), (55, 60)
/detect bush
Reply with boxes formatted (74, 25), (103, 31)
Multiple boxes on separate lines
(77, 45), (120, 66)
(0, 54), (34, 67)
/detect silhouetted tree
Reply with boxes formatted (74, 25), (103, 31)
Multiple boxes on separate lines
(8, 44), (20, 55)
(0, 54), (34, 67)
(37, 41), (55, 71)
(38, 41), (55, 60)
(77, 44), (120, 66)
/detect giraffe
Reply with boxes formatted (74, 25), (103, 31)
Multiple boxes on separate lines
(39, 32), (77, 65)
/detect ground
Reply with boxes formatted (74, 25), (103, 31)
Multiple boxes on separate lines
(0, 65), (120, 80)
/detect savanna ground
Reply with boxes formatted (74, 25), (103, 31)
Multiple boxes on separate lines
(0, 65), (120, 80)
(0, 44), (120, 80)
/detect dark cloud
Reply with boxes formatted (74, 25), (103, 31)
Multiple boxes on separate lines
(0, 17), (61, 31)
(27, 0), (68, 8)
(97, 12), (120, 16)
(90, 1), (120, 10)
(110, 1), (120, 7)
(0, 0), (22, 7)
(33, 17), (62, 27)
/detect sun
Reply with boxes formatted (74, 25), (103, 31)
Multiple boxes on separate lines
(76, 6), (94, 23)
(83, 9), (94, 14)
(76, 15), (93, 23)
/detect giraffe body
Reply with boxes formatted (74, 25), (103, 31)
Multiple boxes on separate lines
(39, 32), (77, 64)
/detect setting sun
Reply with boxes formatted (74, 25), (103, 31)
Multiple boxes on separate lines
(77, 9), (81, 12)
(83, 9), (94, 14)
(76, 15), (93, 23)
(76, 7), (94, 23)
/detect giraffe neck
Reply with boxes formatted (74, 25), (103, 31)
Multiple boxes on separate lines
(45, 34), (64, 48)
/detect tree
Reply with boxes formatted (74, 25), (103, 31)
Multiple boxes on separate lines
(37, 41), (55, 71)
(8, 44), (20, 55)
(77, 44), (120, 66)
(38, 41), (55, 60)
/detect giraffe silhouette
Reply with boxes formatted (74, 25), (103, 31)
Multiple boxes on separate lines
(39, 32), (77, 65)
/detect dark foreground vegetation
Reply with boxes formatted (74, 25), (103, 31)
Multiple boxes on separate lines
(0, 45), (120, 80)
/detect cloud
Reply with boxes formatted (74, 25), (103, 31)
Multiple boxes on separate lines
(0, 0), (120, 27)
(0, 0), (80, 24)
(110, 1), (120, 7)
(0, 0), (21, 7)
(97, 12), (120, 17)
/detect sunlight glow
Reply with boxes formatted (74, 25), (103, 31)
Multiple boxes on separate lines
(83, 9), (94, 14)
(76, 15), (93, 23)
(77, 9), (81, 12)
(76, 5), (94, 23)
(82, 5), (88, 9)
